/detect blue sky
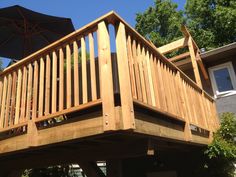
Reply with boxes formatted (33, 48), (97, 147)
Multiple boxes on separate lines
(0, 0), (186, 67)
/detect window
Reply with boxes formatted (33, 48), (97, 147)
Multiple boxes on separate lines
(209, 62), (236, 98)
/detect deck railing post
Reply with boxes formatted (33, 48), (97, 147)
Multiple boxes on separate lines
(97, 21), (116, 131)
(115, 22), (135, 130)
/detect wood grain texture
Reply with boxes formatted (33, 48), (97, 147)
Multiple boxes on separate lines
(73, 41), (79, 106)
(81, 37), (88, 104)
(115, 22), (135, 129)
(97, 21), (116, 131)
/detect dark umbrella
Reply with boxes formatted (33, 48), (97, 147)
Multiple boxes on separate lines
(0, 5), (75, 60)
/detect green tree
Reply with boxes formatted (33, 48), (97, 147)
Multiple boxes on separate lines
(185, 0), (236, 50)
(135, 0), (185, 47)
(204, 112), (236, 177)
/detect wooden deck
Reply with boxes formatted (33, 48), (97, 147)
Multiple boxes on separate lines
(0, 12), (219, 157)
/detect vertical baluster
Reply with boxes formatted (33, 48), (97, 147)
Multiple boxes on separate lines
(32, 61), (39, 119)
(149, 54), (160, 109)
(66, 44), (72, 108)
(59, 49), (64, 111)
(126, 34), (137, 99)
(162, 64), (172, 113)
(4, 74), (12, 127)
(137, 43), (147, 103)
(15, 69), (22, 123)
(10, 72), (17, 125)
(89, 33), (97, 101)
(0, 76), (8, 128)
(132, 39), (142, 101)
(38, 57), (45, 117)
(52, 51), (57, 113)
(145, 50), (155, 106)
(142, 47), (152, 105)
(81, 36), (88, 104)
(45, 55), (51, 114)
(26, 63), (33, 120)
(155, 58), (167, 111)
(21, 66), (28, 121)
(73, 41), (79, 106)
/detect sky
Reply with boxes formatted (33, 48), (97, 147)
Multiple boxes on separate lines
(0, 0), (186, 67)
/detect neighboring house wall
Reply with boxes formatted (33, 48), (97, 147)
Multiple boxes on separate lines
(202, 50), (236, 115)
(215, 94), (236, 114)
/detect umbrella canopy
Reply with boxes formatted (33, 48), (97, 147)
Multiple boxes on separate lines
(0, 5), (75, 60)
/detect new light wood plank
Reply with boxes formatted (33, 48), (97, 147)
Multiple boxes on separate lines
(73, 41), (79, 106)
(132, 39), (142, 101)
(66, 44), (72, 108)
(115, 22), (135, 129)
(145, 50), (156, 106)
(4, 74), (12, 127)
(81, 37), (88, 104)
(127, 34), (137, 99)
(10, 72), (17, 125)
(59, 49), (64, 111)
(137, 43), (147, 103)
(38, 57), (45, 117)
(15, 69), (22, 124)
(155, 58), (167, 111)
(20, 66), (28, 121)
(52, 51), (57, 113)
(89, 33), (97, 101)
(45, 55), (51, 114)
(0, 78), (3, 118)
(32, 61), (39, 119)
(149, 54), (160, 109)
(26, 63), (33, 120)
(0, 84), (6, 124)
(97, 21), (116, 131)
(188, 37), (202, 88)
(142, 47), (152, 105)
(158, 38), (188, 54)
(162, 63), (172, 113)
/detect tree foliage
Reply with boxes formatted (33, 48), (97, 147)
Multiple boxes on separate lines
(135, 0), (185, 47)
(204, 112), (236, 177)
(185, 0), (236, 50)
(135, 0), (236, 50)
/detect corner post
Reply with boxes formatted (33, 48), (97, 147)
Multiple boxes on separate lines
(97, 21), (116, 131)
(115, 22), (135, 130)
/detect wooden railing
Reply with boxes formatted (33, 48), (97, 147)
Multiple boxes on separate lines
(0, 11), (219, 139)
(123, 18), (219, 133)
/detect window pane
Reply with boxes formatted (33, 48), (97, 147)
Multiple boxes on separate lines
(213, 68), (233, 92)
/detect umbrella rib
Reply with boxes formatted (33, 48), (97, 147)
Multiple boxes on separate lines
(0, 34), (15, 48)
(39, 33), (51, 44)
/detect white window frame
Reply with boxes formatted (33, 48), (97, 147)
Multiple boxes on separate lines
(208, 61), (236, 98)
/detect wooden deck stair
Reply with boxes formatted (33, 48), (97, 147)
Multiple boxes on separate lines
(0, 12), (219, 158)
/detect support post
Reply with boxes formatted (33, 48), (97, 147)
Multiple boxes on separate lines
(188, 37), (202, 88)
(97, 21), (116, 131)
(115, 22), (135, 130)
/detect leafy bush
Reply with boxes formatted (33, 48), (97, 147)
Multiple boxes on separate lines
(204, 112), (236, 177)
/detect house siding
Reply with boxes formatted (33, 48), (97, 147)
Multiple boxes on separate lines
(215, 94), (236, 114)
